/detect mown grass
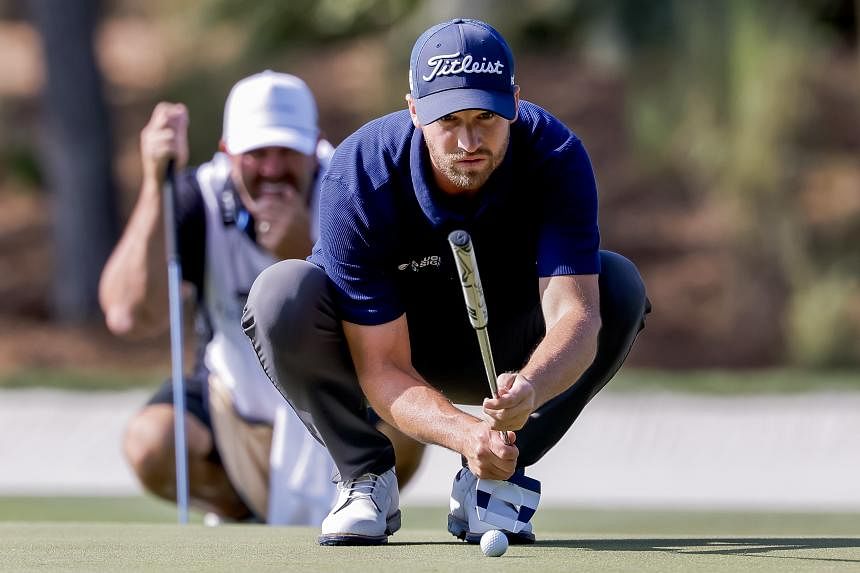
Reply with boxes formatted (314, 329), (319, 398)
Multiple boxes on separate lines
(1, 500), (859, 573)
(0, 367), (163, 391)
(2, 497), (860, 538)
(609, 368), (860, 394)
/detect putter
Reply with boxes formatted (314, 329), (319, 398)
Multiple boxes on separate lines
(475, 471), (541, 534)
(447, 229), (541, 533)
(163, 158), (190, 524)
(447, 230), (509, 445)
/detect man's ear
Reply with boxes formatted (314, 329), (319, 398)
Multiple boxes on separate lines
(218, 139), (227, 152)
(405, 94), (421, 128)
(511, 85), (521, 123)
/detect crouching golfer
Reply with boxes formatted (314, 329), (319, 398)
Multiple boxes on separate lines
(243, 19), (649, 543)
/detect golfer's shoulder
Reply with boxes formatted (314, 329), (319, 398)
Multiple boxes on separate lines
(326, 110), (413, 190)
(514, 101), (587, 163)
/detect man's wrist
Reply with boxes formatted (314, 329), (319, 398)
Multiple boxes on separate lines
(516, 372), (536, 390)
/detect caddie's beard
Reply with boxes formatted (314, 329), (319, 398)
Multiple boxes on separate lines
(233, 172), (308, 209)
(426, 136), (508, 192)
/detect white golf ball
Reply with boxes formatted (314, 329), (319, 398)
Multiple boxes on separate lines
(480, 530), (509, 557)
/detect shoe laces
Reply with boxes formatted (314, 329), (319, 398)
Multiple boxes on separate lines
(338, 474), (381, 509)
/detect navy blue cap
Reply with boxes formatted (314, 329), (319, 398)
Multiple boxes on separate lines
(409, 19), (516, 125)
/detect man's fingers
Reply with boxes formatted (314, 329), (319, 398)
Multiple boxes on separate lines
(483, 390), (527, 413)
(466, 421), (519, 479)
(483, 399), (531, 431)
(471, 446), (517, 479)
(150, 102), (183, 127)
(474, 452), (517, 480)
(496, 371), (516, 395)
(144, 132), (185, 162)
(151, 101), (173, 123)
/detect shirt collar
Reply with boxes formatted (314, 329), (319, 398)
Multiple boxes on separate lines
(409, 127), (513, 229)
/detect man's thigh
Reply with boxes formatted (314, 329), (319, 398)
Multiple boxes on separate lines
(208, 375), (274, 520)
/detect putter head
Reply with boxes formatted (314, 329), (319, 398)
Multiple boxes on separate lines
(476, 471), (541, 534)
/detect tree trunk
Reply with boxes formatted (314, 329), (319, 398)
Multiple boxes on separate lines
(29, 0), (118, 323)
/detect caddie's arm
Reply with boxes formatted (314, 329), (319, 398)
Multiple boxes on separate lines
(343, 315), (519, 480)
(99, 102), (190, 339)
(483, 274), (601, 431)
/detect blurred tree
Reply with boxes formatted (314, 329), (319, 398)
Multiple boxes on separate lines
(601, 0), (859, 366)
(29, 0), (118, 323)
(204, 0), (422, 55)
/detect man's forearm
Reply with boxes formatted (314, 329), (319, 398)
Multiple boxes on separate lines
(98, 179), (170, 337)
(359, 366), (481, 454)
(520, 308), (601, 407)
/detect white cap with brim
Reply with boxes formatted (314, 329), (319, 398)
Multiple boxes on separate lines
(222, 70), (319, 156)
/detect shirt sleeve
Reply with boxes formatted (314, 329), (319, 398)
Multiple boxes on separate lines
(536, 137), (601, 276)
(315, 176), (403, 325)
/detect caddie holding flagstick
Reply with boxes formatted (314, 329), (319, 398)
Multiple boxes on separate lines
(243, 19), (651, 546)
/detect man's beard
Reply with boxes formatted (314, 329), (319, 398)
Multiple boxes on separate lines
(426, 138), (508, 191)
(237, 174), (309, 207)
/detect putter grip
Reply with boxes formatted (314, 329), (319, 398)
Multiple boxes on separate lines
(447, 230), (488, 329)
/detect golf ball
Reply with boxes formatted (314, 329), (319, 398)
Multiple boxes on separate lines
(480, 530), (508, 557)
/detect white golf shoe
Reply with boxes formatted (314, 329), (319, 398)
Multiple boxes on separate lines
(447, 467), (535, 544)
(318, 468), (401, 545)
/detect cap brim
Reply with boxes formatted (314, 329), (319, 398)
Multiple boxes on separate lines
(224, 126), (318, 156)
(414, 88), (516, 125)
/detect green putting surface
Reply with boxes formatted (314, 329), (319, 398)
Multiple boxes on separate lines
(2, 523), (859, 572)
(1, 499), (859, 571)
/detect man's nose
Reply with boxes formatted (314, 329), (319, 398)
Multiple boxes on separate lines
(457, 126), (481, 153)
(258, 152), (287, 178)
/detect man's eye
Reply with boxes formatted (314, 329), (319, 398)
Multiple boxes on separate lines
(479, 112), (496, 120)
(439, 114), (456, 122)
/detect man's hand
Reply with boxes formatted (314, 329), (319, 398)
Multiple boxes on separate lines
(482, 372), (536, 432)
(463, 421), (518, 480)
(140, 102), (189, 184)
(250, 183), (312, 260)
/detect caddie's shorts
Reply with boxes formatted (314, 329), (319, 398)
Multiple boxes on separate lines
(146, 364), (219, 463)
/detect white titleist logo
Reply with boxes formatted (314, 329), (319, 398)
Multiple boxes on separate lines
(423, 52), (505, 82)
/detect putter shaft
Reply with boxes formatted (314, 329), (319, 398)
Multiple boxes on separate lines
(447, 230), (511, 446)
(163, 159), (190, 524)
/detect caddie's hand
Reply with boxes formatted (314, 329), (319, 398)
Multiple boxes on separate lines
(140, 102), (189, 183)
(483, 372), (536, 432)
(250, 183), (312, 259)
(463, 420), (518, 480)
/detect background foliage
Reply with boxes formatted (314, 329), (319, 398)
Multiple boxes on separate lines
(0, 0), (857, 371)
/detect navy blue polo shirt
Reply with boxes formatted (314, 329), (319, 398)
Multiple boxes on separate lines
(310, 100), (599, 349)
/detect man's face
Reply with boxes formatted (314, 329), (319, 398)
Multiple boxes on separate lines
(407, 90), (519, 195)
(423, 110), (511, 193)
(227, 146), (317, 209)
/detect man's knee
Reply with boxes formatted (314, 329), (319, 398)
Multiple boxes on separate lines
(244, 259), (328, 357)
(598, 251), (650, 335)
(124, 405), (212, 487)
(123, 406), (178, 491)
